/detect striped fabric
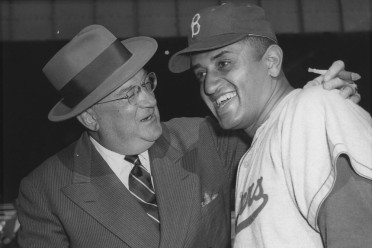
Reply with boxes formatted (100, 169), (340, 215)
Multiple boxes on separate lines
(125, 155), (160, 228)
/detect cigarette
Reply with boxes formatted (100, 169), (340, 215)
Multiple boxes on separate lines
(308, 68), (361, 81)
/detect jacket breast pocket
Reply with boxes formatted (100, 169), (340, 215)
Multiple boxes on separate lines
(201, 191), (230, 248)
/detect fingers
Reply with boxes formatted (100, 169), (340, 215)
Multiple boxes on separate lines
(323, 60), (345, 82)
(337, 71), (361, 81)
(310, 60), (361, 103)
(304, 76), (323, 89)
(322, 77), (353, 90)
(339, 83), (359, 100)
(322, 77), (360, 100)
(339, 85), (356, 98)
(349, 92), (361, 104)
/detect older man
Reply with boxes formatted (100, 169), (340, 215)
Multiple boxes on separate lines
(16, 24), (250, 248)
(169, 3), (372, 248)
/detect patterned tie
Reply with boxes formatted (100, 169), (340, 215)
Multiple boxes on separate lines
(125, 155), (160, 228)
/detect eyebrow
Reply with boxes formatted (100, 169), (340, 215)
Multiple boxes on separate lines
(115, 85), (133, 97)
(191, 50), (232, 71)
(211, 50), (231, 61)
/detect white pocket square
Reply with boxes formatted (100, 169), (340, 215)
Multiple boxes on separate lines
(201, 192), (218, 207)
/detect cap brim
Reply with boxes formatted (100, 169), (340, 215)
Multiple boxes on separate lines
(48, 36), (158, 122)
(168, 33), (247, 73)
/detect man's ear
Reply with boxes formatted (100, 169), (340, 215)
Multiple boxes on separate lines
(76, 108), (99, 131)
(264, 44), (283, 77)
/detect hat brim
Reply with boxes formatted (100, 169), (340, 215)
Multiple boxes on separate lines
(48, 36), (157, 122)
(168, 33), (247, 73)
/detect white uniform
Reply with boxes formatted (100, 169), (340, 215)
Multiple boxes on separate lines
(234, 86), (372, 248)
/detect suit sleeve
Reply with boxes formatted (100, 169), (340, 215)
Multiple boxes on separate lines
(17, 176), (69, 248)
(206, 117), (252, 181)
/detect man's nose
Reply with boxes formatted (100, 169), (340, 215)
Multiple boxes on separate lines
(203, 72), (221, 96)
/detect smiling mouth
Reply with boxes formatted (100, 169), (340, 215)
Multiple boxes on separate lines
(214, 92), (237, 109)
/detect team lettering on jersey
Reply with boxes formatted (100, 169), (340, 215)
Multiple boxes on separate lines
(236, 177), (268, 234)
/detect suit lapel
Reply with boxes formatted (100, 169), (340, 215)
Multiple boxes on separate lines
(61, 133), (159, 248)
(149, 130), (201, 247)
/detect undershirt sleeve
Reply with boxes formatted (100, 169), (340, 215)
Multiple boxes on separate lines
(317, 155), (372, 248)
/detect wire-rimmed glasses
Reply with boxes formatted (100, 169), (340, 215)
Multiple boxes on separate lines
(97, 72), (157, 106)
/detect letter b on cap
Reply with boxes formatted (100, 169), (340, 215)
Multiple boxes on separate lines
(191, 14), (201, 38)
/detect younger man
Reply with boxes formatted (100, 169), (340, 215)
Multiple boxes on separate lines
(169, 3), (371, 247)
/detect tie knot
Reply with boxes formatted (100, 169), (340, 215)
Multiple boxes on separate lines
(125, 155), (139, 165)
(125, 155), (142, 176)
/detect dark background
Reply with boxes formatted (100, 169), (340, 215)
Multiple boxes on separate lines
(2, 32), (371, 203)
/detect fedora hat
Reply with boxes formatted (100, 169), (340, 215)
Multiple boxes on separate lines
(43, 24), (158, 122)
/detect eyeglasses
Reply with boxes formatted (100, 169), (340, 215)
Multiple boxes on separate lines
(97, 72), (157, 106)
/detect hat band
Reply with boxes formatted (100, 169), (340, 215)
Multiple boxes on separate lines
(60, 39), (132, 108)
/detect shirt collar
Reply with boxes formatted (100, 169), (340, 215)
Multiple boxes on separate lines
(89, 136), (150, 171)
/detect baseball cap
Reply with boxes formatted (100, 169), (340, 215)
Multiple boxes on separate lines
(168, 2), (277, 73)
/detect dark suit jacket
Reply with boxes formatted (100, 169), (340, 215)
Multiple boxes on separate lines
(17, 117), (250, 248)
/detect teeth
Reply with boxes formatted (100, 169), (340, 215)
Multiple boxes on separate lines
(215, 92), (236, 107)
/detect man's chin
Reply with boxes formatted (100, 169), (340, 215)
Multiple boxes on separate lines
(218, 118), (239, 130)
(214, 104), (241, 129)
(146, 125), (163, 141)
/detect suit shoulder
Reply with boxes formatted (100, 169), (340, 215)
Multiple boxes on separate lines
(23, 141), (76, 184)
(164, 117), (205, 129)
(163, 117), (221, 150)
(164, 116), (225, 136)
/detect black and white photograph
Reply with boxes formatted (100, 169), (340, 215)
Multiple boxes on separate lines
(1, 0), (371, 247)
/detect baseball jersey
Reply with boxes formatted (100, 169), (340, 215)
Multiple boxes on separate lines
(234, 86), (372, 247)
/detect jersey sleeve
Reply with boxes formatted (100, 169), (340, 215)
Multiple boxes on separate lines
(280, 86), (372, 231)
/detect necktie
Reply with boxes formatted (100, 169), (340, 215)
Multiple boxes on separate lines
(125, 155), (160, 227)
